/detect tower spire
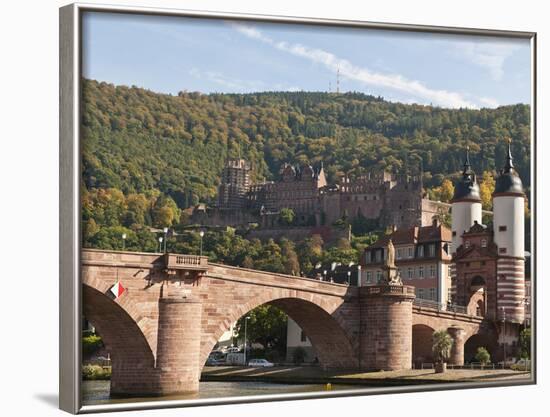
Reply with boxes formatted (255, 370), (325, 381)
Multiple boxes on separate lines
(503, 137), (514, 173)
(462, 145), (472, 175)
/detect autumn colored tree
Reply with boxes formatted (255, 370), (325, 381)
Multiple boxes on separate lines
(281, 238), (300, 275)
(430, 179), (455, 203)
(479, 170), (496, 210)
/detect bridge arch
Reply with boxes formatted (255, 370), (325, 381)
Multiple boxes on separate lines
(199, 287), (358, 370)
(412, 324), (435, 367)
(83, 285), (157, 395)
(467, 275), (487, 317)
(464, 332), (498, 363)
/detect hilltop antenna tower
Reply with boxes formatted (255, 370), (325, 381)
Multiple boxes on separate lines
(336, 68), (340, 94)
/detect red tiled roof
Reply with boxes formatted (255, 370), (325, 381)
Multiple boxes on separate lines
(369, 224), (451, 249)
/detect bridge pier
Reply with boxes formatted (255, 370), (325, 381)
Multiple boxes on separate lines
(360, 285), (415, 371)
(155, 295), (203, 395)
(447, 326), (466, 366)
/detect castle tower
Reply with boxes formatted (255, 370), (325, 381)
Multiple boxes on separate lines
(450, 147), (482, 254)
(493, 140), (525, 323)
(217, 159), (251, 210)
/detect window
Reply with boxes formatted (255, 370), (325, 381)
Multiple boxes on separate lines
(365, 251), (371, 264)
(407, 268), (413, 279)
(408, 247), (413, 258)
(397, 248), (403, 259)
(366, 271), (372, 283)
(376, 271), (382, 283)
(499, 225), (507, 232)
(430, 264), (436, 277)
(300, 330), (307, 342)
(499, 247), (507, 254)
(417, 288), (425, 299)
(465, 241), (470, 249)
(375, 250), (382, 262)
(452, 231), (457, 237)
(418, 266), (424, 278)
(429, 288), (436, 301)
(429, 244), (436, 257)
(481, 239), (487, 248)
(418, 246), (424, 257)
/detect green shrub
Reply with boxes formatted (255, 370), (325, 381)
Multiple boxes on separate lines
(82, 364), (111, 380)
(475, 347), (491, 365)
(82, 334), (103, 355)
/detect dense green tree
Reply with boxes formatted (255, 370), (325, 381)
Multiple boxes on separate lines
(82, 79), (531, 213)
(235, 305), (288, 354)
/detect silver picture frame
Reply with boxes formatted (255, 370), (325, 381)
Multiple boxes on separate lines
(59, 2), (537, 414)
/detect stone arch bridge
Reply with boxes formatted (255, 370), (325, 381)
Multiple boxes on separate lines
(82, 249), (497, 396)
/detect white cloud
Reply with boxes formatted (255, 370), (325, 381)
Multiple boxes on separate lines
(189, 67), (300, 93)
(452, 41), (520, 82)
(231, 23), (502, 109)
(478, 96), (500, 108)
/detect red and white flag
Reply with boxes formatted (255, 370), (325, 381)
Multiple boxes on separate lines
(110, 282), (126, 299)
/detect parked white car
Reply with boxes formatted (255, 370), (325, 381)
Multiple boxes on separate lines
(248, 359), (274, 367)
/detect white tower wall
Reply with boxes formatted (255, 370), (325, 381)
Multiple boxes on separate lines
(493, 196), (525, 258)
(494, 195), (525, 324)
(451, 201), (482, 254)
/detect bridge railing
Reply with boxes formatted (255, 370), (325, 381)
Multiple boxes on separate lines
(164, 254), (209, 271)
(413, 298), (468, 315)
(365, 285), (416, 297)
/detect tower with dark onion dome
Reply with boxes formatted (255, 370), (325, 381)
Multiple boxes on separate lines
(493, 139), (526, 324)
(450, 146), (483, 255)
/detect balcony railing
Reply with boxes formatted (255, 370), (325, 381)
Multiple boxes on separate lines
(164, 254), (208, 271)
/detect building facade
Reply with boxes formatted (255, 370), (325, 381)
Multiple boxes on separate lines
(361, 220), (453, 306)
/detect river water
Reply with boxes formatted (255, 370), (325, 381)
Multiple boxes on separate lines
(82, 380), (362, 405)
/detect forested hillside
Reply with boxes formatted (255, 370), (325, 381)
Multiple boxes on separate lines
(82, 79), (531, 210)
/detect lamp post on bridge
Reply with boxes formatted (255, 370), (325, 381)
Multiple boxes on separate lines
(158, 237), (163, 253)
(163, 227), (169, 253)
(523, 298), (530, 330)
(347, 270), (351, 285)
(243, 316), (250, 366)
(199, 230), (205, 257)
(121, 233), (126, 250)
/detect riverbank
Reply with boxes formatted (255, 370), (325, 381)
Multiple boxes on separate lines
(201, 366), (531, 386)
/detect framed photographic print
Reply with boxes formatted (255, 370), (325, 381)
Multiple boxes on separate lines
(59, 2), (536, 413)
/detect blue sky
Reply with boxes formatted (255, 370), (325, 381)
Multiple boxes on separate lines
(82, 12), (531, 109)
